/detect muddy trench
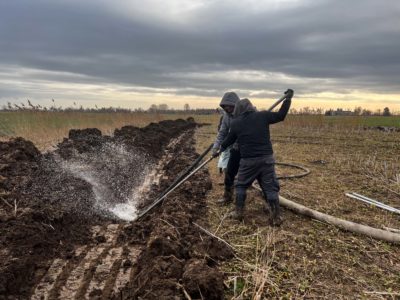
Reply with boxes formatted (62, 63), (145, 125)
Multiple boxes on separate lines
(0, 119), (232, 300)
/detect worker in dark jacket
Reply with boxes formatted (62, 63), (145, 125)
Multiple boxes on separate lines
(212, 92), (241, 205)
(216, 89), (293, 225)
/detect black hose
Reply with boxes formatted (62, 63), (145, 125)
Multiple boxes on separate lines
(158, 142), (213, 198)
(275, 162), (310, 179)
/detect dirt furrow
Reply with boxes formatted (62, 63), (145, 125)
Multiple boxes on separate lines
(31, 259), (68, 300)
(29, 135), (188, 299)
(59, 246), (107, 299)
(84, 247), (124, 299)
(1, 119), (232, 299)
(29, 224), (119, 299)
(111, 247), (142, 297)
(28, 133), (189, 299)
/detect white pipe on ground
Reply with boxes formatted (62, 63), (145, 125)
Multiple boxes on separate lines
(348, 192), (400, 214)
(279, 195), (400, 244)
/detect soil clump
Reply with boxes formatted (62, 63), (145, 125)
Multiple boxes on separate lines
(0, 120), (223, 299)
(116, 129), (233, 299)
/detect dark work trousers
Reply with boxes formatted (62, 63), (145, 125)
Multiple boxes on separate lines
(235, 155), (280, 207)
(224, 147), (241, 190)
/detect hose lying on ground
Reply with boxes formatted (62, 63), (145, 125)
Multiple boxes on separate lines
(252, 176), (400, 244)
(275, 162), (310, 179)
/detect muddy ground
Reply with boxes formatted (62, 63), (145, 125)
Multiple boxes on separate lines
(0, 119), (232, 299)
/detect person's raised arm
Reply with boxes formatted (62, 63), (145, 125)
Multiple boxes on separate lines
(263, 89), (293, 124)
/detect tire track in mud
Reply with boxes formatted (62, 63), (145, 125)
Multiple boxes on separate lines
(29, 133), (189, 300)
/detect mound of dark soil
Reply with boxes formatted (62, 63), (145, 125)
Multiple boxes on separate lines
(0, 118), (198, 298)
(116, 131), (233, 299)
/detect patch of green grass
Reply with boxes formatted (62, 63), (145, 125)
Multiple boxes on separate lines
(323, 115), (400, 127)
(357, 116), (400, 127)
(285, 115), (400, 128)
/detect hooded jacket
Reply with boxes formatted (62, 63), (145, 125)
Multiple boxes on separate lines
(213, 92), (240, 150)
(221, 98), (291, 158)
(233, 98), (256, 117)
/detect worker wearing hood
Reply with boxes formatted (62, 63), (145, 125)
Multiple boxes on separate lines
(217, 89), (293, 225)
(213, 91), (241, 205)
(232, 98), (256, 118)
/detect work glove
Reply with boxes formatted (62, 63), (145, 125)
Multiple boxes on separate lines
(284, 89), (294, 99)
(212, 148), (220, 158)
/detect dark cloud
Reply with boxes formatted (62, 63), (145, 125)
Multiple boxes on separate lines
(0, 0), (399, 106)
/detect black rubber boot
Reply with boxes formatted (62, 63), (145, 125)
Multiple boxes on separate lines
(262, 192), (270, 215)
(270, 200), (283, 227)
(228, 193), (246, 221)
(216, 187), (233, 206)
(228, 205), (244, 221)
(263, 201), (271, 215)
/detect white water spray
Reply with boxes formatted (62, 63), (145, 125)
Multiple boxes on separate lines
(57, 143), (152, 221)
(56, 135), (183, 221)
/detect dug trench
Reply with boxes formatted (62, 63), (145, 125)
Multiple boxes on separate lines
(0, 119), (233, 299)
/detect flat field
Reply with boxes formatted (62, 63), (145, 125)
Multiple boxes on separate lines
(196, 114), (400, 299)
(1, 111), (399, 299)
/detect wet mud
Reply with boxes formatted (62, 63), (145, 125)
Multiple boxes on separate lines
(0, 118), (231, 299)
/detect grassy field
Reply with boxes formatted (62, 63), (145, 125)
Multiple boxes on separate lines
(324, 115), (400, 128)
(195, 116), (400, 299)
(1, 110), (399, 150)
(1, 110), (400, 298)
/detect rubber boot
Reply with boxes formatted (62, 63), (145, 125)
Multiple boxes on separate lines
(270, 199), (283, 227)
(228, 193), (246, 221)
(263, 201), (271, 215)
(216, 187), (233, 206)
(228, 205), (244, 221)
(262, 192), (270, 215)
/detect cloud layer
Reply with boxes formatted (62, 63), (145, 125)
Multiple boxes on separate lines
(0, 0), (399, 108)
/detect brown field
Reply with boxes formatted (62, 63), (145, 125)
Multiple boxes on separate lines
(1, 111), (399, 299)
(196, 115), (400, 299)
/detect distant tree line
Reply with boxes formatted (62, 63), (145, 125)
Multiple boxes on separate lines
(289, 107), (325, 115)
(0, 100), (217, 115)
(146, 103), (215, 114)
(324, 106), (395, 116)
(290, 106), (397, 116)
(1, 100), (398, 116)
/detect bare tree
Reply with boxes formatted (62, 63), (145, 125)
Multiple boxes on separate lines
(353, 106), (362, 116)
(148, 104), (158, 112)
(361, 109), (372, 116)
(383, 107), (391, 116)
(158, 104), (169, 111)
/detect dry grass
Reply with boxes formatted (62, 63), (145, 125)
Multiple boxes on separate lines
(2, 110), (400, 298)
(194, 116), (400, 299)
(0, 111), (212, 151)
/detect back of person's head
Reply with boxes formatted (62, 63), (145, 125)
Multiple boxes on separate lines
(233, 98), (256, 117)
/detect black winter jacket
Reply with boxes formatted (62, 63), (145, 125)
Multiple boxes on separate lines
(221, 99), (291, 158)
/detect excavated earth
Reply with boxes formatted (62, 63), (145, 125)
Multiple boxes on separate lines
(0, 119), (233, 299)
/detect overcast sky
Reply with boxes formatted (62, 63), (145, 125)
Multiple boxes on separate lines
(0, 0), (399, 110)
